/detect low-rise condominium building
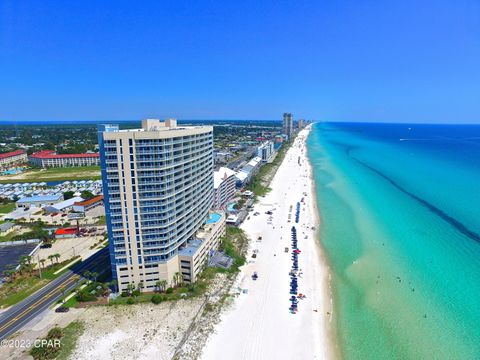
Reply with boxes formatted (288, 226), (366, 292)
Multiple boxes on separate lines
(0, 150), (28, 169)
(213, 167), (236, 209)
(29, 150), (100, 168)
(73, 195), (104, 213)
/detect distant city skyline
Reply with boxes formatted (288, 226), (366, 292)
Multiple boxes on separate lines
(1, 1), (480, 124)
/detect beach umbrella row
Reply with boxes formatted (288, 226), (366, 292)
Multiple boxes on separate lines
(290, 226), (300, 313)
(295, 202), (301, 223)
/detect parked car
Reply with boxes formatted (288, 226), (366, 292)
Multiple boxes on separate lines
(55, 306), (69, 313)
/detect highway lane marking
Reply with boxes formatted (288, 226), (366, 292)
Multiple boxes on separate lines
(0, 251), (108, 320)
(0, 253), (109, 320)
(0, 255), (109, 334)
(0, 276), (79, 333)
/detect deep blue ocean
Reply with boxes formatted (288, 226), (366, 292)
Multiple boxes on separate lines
(307, 122), (480, 359)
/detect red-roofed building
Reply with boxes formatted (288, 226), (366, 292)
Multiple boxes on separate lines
(29, 150), (100, 168)
(55, 227), (78, 239)
(73, 195), (104, 213)
(0, 150), (28, 169)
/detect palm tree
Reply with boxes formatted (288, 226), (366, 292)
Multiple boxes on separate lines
(137, 281), (144, 293)
(160, 279), (168, 292)
(173, 272), (182, 288)
(53, 253), (61, 263)
(47, 254), (55, 266)
(90, 271), (99, 283)
(83, 270), (92, 282)
(18, 256), (28, 274)
(126, 283), (135, 296)
(109, 279), (118, 293)
(39, 258), (46, 270)
(4, 265), (16, 282)
(155, 281), (161, 293)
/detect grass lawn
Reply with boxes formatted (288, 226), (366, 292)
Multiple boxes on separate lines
(55, 321), (85, 360)
(0, 203), (15, 213)
(0, 166), (100, 184)
(30, 321), (85, 360)
(0, 277), (50, 308)
(0, 257), (80, 308)
(0, 231), (16, 243)
(61, 294), (79, 308)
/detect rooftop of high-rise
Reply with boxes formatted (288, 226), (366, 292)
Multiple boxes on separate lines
(103, 118), (212, 133)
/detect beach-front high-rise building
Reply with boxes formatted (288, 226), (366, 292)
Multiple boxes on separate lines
(283, 113), (293, 138)
(98, 119), (214, 292)
(213, 167), (236, 209)
(257, 141), (275, 162)
(297, 119), (305, 129)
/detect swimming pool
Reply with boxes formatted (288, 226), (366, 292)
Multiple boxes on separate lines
(227, 203), (237, 213)
(206, 213), (222, 224)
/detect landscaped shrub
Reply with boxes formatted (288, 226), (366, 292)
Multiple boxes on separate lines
(47, 327), (63, 339)
(126, 297), (135, 305)
(76, 291), (96, 302)
(120, 291), (129, 297)
(30, 326), (63, 360)
(151, 294), (163, 304)
(166, 287), (173, 294)
(132, 290), (141, 297)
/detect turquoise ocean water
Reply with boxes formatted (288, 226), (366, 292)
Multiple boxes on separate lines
(307, 122), (480, 359)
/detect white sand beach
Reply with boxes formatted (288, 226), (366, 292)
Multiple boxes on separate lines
(201, 126), (335, 360)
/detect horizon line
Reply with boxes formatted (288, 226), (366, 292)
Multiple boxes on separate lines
(1, 119), (480, 125)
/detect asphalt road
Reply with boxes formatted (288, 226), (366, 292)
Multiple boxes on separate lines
(0, 247), (110, 340)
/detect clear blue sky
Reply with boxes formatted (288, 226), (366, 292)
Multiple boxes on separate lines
(1, 0), (480, 123)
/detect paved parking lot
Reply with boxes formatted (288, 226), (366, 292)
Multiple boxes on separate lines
(37, 234), (104, 264)
(0, 244), (38, 274)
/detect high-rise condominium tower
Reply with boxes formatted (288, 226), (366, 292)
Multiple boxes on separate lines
(283, 113), (293, 137)
(98, 119), (214, 292)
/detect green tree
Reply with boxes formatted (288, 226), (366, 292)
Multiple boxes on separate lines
(63, 191), (75, 200)
(159, 279), (168, 293)
(109, 279), (118, 293)
(126, 283), (135, 296)
(4, 264), (17, 282)
(81, 190), (94, 200)
(173, 272), (183, 287)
